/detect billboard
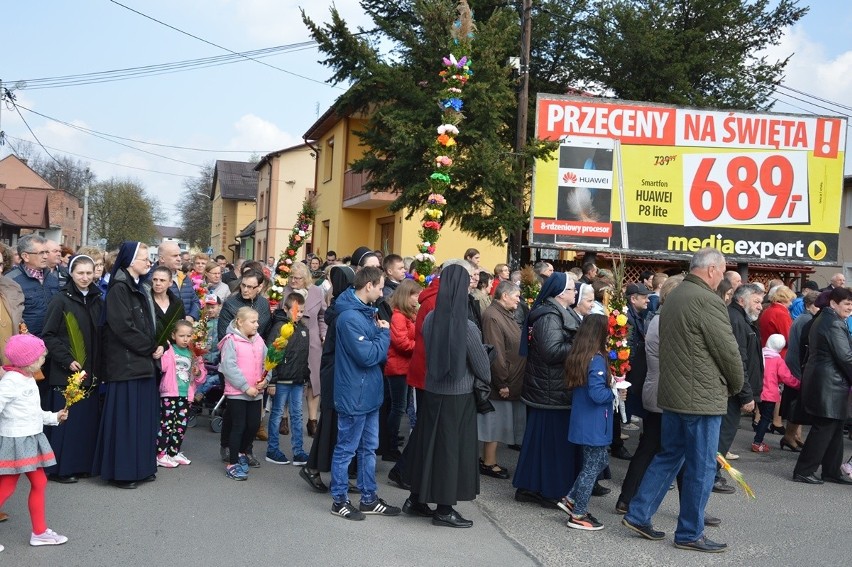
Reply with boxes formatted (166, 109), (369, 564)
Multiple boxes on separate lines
(530, 95), (847, 264)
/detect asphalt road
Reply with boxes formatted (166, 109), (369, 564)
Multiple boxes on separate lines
(1, 415), (850, 566)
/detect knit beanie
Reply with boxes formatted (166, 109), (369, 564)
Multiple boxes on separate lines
(766, 333), (786, 353)
(5, 334), (47, 368)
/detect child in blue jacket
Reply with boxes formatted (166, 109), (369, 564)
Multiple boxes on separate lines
(558, 313), (622, 531)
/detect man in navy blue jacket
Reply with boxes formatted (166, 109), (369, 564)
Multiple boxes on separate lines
(329, 266), (399, 520)
(157, 241), (200, 321)
(6, 234), (59, 336)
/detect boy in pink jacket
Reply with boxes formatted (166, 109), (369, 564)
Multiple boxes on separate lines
(157, 320), (207, 468)
(754, 334), (800, 453)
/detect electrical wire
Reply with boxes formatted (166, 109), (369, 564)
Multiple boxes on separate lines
(777, 84), (852, 114)
(4, 135), (199, 179)
(109, 0), (342, 89)
(772, 90), (852, 120)
(10, 102), (64, 168)
(15, 103), (271, 153)
(9, 43), (318, 90)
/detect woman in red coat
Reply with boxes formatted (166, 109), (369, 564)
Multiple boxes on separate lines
(384, 279), (421, 460)
(758, 285), (795, 433)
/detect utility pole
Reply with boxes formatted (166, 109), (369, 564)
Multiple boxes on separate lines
(510, 0), (532, 268)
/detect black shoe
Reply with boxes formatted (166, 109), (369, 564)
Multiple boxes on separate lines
(592, 482), (611, 496)
(780, 438), (801, 452)
(381, 450), (402, 463)
(622, 517), (665, 540)
(822, 475), (852, 485)
(402, 498), (434, 517)
(141, 474), (156, 483)
(769, 425), (786, 435)
(479, 461), (510, 479)
(615, 500), (628, 515)
(220, 446), (229, 462)
(793, 473), (824, 485)
(432, 509), (473, 528)
(514, 488), (541, 504)
(507, 444), (522, 451)
(299, 467), (328, 492)
(611, 446), (633, 460)
(704, 514), (722, 527)
(712, 479), (735, 494)
(109, 480), (137, 489)
(673, 536), (727, 553)
(245, 453), (261, 468)
(388, 468), (411, 490)
(48, 474), (78, 484)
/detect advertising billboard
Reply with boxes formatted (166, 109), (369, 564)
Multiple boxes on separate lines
(530, 94), (847, 264)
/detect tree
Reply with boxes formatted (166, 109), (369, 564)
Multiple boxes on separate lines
(177, 163), (214, 249)
(12, 141), (96, 198)
(303, 1), (555, 245)
(88, 178), (158, 249)
(576, 0), (808, 109)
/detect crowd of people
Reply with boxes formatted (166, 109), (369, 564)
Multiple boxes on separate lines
(0, 235), (850, 553)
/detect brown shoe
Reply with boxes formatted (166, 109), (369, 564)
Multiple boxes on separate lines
(0, 511), (8, 522)
(256, 424), (269, 441)
(307, 419), (318, 438)
(280, 417), (290, 436)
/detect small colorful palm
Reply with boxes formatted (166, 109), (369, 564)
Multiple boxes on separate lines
(716, 453), (756, 499)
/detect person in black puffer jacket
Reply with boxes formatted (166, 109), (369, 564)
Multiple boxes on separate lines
(513, 272), (582, 506)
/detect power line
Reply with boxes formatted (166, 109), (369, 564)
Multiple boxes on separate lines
(4, 135), (199, 179)
(777, 84), (852, 114)
(109, 0), (342, 89)
(772, 89), (852, 120)
(10, 42), (319, 90)
(15, 104), (271, 153)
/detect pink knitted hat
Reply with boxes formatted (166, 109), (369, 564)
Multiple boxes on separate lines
(5, 334), (47, 368)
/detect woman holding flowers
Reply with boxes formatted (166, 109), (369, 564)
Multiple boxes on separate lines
(41, 255), (103, 483)
(150, 266), (185, 351)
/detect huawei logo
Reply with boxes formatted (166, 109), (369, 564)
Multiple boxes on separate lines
(562, 171), (577, 184)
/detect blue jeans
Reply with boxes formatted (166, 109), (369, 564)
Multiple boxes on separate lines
(330, 410), (379, 504)
(267, 383), (305, 457)
(196, 373), (221, 397)
(624, 411), (721, 543)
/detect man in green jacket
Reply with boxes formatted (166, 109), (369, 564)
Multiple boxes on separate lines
(623, 247), (742, 553)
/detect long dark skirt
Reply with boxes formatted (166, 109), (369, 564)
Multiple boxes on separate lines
(44, 389), (100, 477)
(409, 391), (479, 505)
(512, 406), (582, 500)
(307, 406), (338, 472)
(92, 377), (158, 482)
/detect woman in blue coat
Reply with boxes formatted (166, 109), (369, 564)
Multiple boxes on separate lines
(559, 314), (621, 531)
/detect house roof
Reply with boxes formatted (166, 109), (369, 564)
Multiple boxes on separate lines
(0, 188), (49, 228)
(236, 220), (256, 238)
(0, 155), (54, 190)
(254, 143), (310, 171)
(302, 104), (340, 142)
(155, 225), (182, 239)
(211, 160), (258, 201)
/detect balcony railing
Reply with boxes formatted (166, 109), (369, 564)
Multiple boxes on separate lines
(342, 169), (395, 209)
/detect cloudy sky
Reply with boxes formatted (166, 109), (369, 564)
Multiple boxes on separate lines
(2, 0), (850, 226)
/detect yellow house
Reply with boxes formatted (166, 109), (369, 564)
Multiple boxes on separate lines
(254, 144), (316, 262)
(303, 108), (507, 270)
(210, 160), (258, 261)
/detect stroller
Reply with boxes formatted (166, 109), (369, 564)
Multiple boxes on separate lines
(187, 362), (226, 432)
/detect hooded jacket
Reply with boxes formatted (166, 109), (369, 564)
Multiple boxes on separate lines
(267, 309), (310, 385)
(218, 321), (267, 400)
(333, 287), (390, 416)
(521, 297), (581, 409)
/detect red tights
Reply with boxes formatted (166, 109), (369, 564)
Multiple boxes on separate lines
(0, 469), (47, 534)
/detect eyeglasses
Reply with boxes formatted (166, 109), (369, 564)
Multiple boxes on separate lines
(24, 250), (50, 256)
(289, 276), (305, 281)
(240, 283), (260, 290)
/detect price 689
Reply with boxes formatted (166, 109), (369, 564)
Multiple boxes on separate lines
(684, 152), (809, 227)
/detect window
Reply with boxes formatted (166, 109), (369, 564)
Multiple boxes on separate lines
(322, 137), (334, 182)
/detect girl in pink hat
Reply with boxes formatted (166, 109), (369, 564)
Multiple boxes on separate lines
(0, 334), (69, 551)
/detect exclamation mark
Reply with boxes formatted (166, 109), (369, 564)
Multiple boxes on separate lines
(813, 118), (841, 158)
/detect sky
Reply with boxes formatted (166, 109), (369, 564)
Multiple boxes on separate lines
(2, 0), (851, 227)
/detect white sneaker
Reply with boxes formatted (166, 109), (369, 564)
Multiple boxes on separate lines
(0, 542), (4, 552)
(622, 422), (640, 431)
(725, 451), (740, 461)
(30, 528), (68, 546)
(156, 453), (178, 468)
(172, 452), (191, 465)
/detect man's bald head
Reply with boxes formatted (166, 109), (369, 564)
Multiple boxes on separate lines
(158, 241), (182, 272)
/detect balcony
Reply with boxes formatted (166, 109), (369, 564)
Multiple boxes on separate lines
(342, 169), (396, 209)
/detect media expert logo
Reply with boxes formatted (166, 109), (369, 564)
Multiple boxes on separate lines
(667, 234), (828, 261)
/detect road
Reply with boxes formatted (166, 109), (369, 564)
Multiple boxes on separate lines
(1, 415), (849, 566)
